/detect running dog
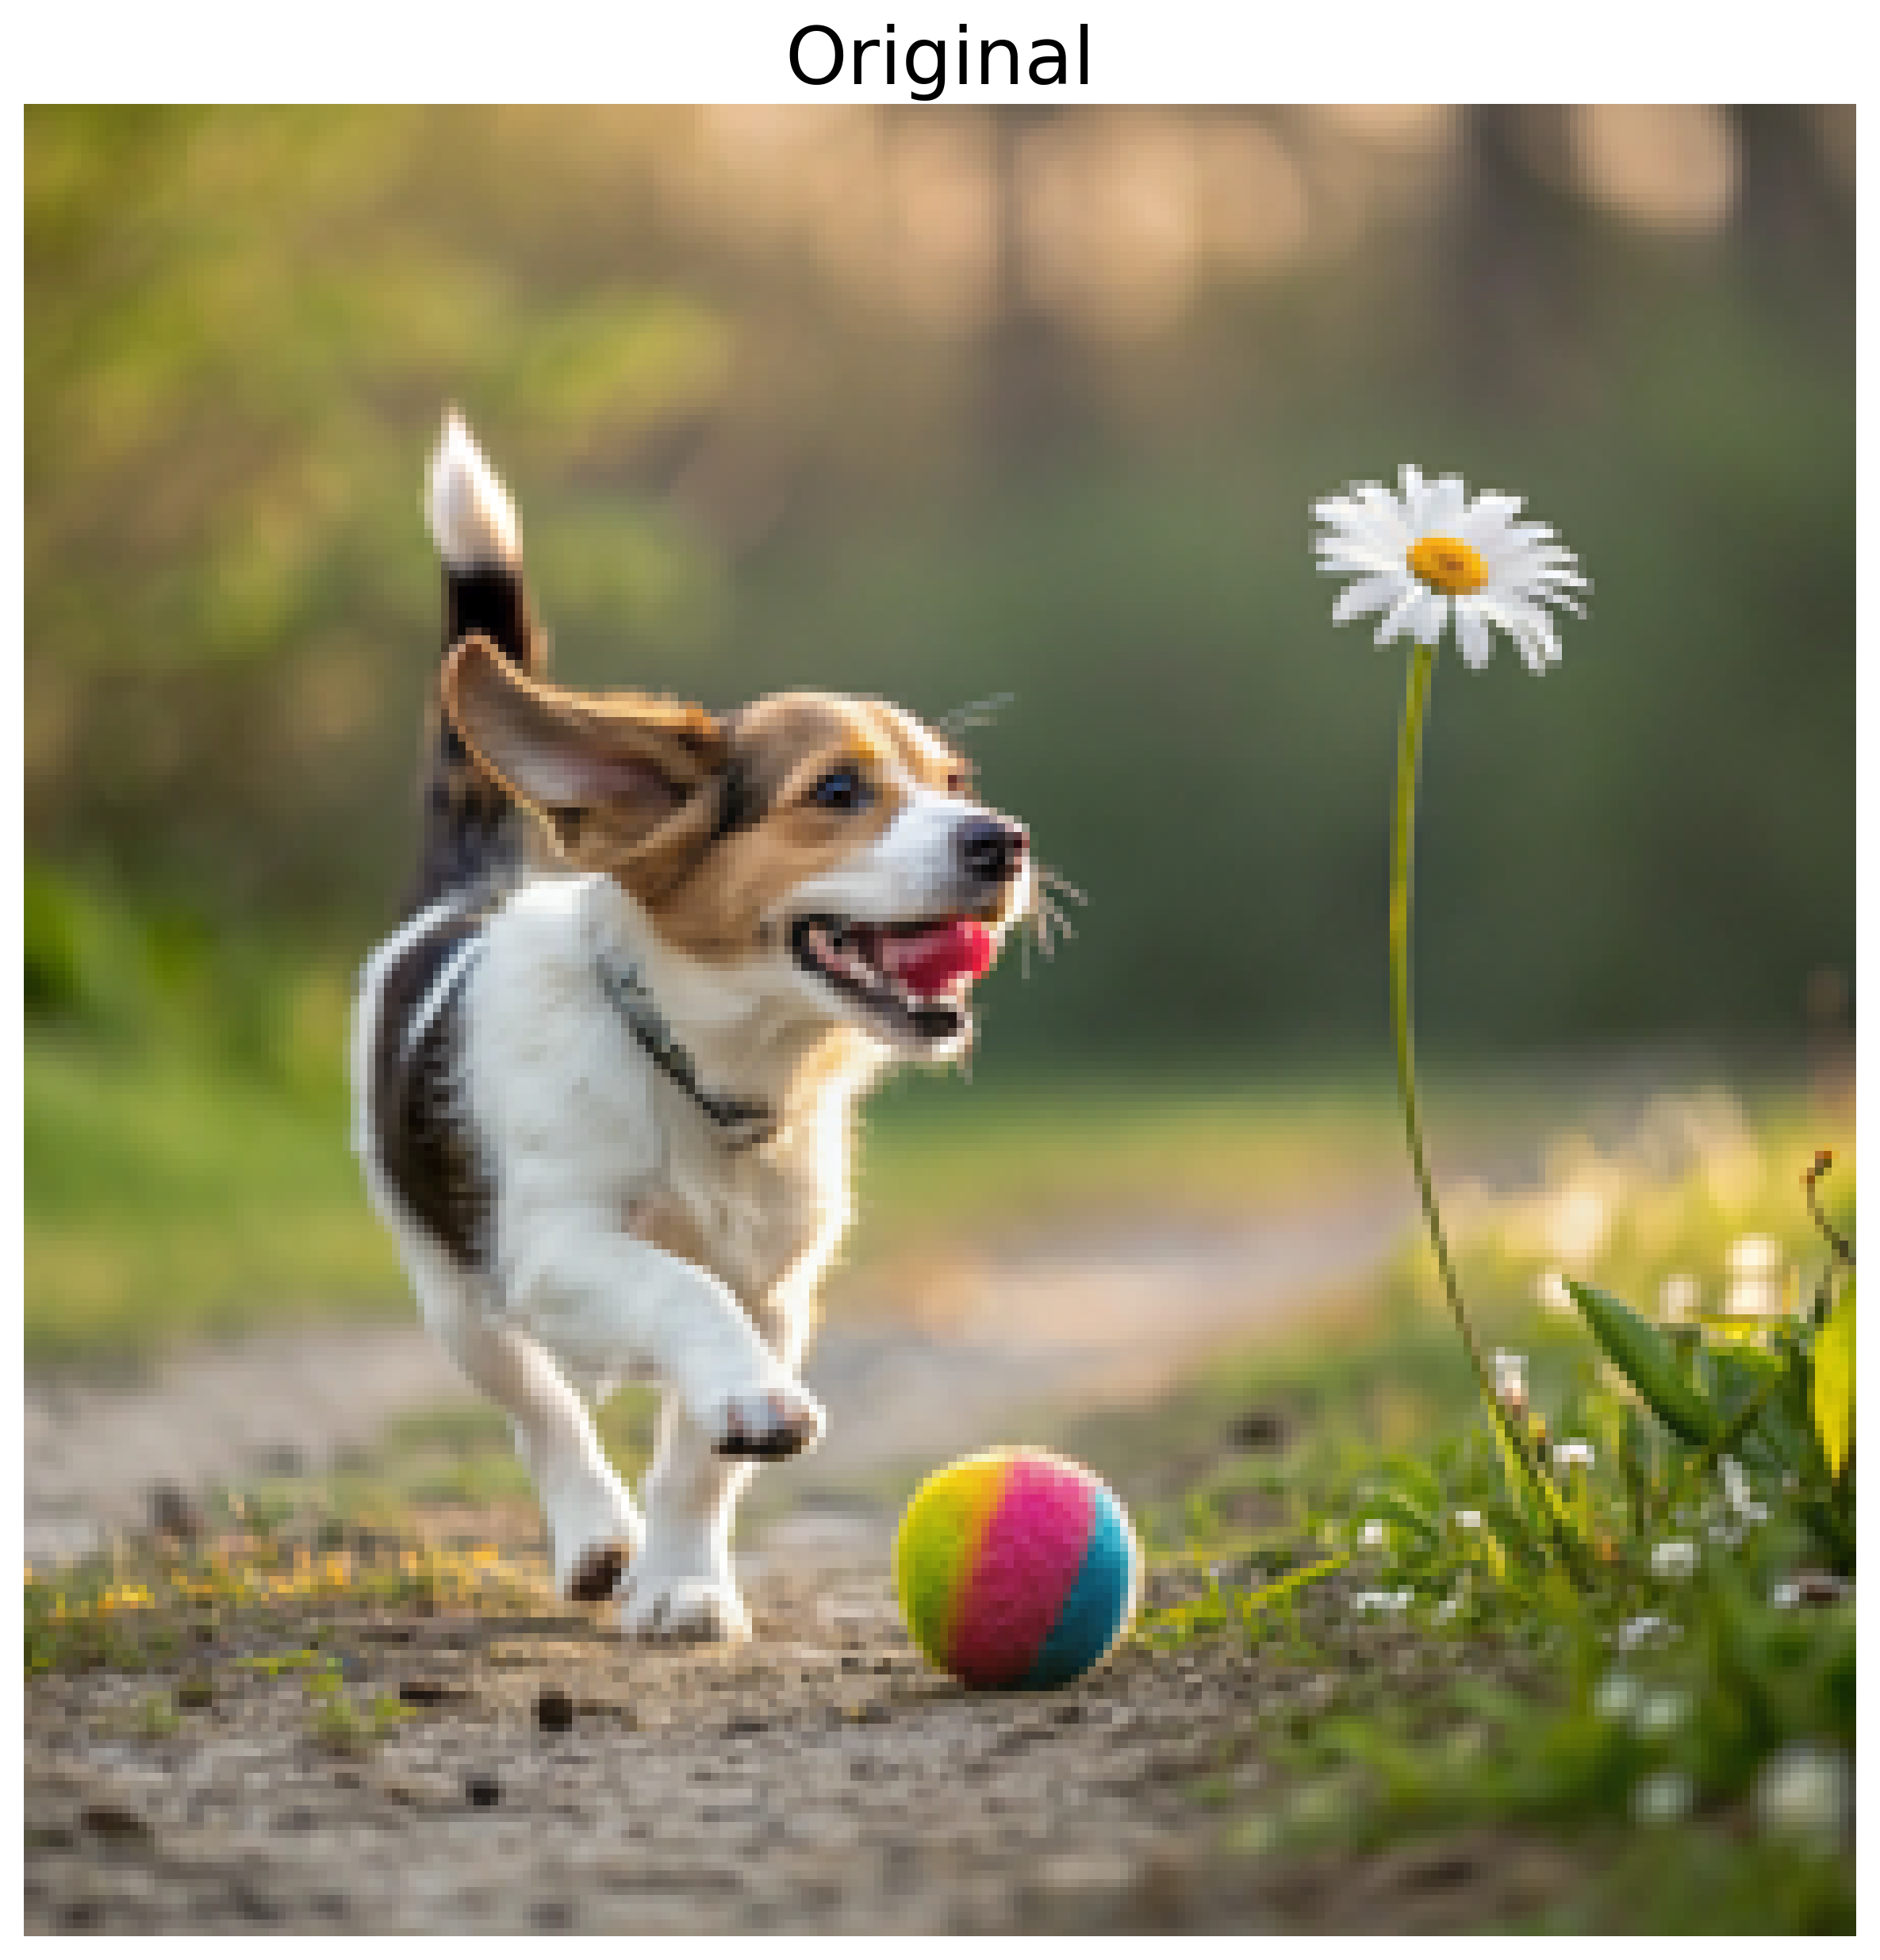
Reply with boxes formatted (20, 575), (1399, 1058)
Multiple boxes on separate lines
(351, 412), (1039, 1642)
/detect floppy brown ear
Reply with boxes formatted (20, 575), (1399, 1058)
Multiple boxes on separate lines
(441, 634), (725, 845)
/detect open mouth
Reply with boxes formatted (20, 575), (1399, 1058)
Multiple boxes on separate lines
(790, 912), (998, 1042)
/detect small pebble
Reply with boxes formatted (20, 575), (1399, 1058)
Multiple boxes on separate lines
(399, 1678), (470, 1707)
(80, 1802), (152, 1843)
(465, 1773), (501, 1808)
(535, 1687), (575, 1734)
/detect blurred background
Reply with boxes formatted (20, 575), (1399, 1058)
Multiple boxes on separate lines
(24, 105), (1855, 1361)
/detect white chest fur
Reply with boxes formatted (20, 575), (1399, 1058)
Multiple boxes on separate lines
(464, 875), (868, 1332)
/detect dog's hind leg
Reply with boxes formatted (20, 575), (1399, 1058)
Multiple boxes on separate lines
(401, 1233), (643, 1601)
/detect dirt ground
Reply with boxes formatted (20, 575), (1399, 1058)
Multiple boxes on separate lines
(23, 1539), (1586, 1936)
(26, 1177), (1590, 1935)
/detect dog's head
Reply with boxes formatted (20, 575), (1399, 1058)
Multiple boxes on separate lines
(443, 636), (1032, 1057)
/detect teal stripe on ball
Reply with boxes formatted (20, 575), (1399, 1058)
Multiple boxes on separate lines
(1018, 1482), (1137, 1690)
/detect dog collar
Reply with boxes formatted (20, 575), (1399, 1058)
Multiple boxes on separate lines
(593, 953), (777, 1149)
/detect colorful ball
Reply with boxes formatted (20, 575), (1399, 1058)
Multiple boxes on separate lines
(893, 1447), (1141, 1690)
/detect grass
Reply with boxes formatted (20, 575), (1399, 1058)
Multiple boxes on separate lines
(1075, 1093), (1855, 1935)
(23, 1504), (547, 1681)
(25, 1028), (406, 1360)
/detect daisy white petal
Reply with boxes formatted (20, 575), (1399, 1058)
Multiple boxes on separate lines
(1311, 493), (1386, 539)
(1398, 464), (1429, 530)
(1420, 474), (1469, 535)
(1454, 600), (1494, 669)
(1375, 585), (1427, 646)
(1407, 587), (1451, 646)
(1457, 491), (1525, 543)
(1332, 572), (1406, 625)
(1317, 538), (1407, 579)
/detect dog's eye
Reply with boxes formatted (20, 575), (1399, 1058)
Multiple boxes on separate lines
(947, 769), (974, 796)
(809, 765), (872, 812)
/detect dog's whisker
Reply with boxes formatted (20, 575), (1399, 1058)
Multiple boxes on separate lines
(1035, 891), (1074, 949)
(1037, 864), (1088, 907)
(936, 692), (1015, 738)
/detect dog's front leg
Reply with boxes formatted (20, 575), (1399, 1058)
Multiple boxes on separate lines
(497, 1202), (826, 1471)
(625, 1263), (823, 1645)
(626, 1398), (760, 1643)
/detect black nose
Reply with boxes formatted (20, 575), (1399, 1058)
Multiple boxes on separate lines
(957, 815), (1028, 885)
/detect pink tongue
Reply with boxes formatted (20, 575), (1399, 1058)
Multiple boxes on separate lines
(878, 919), (995, 996)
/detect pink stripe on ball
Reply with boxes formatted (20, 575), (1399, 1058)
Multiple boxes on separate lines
(947, 1455), (1095, 1687)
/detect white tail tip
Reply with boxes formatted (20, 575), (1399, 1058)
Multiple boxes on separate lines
(426, 408), (520, 570)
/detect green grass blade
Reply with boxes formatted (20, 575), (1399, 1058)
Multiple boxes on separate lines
(1812, 1277), (1855, 1481)
(1564, 1278), (1722, 1448)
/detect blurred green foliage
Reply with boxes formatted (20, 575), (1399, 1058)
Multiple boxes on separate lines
(23, 106), (1853, 1355)
(25, 106), (1852, 1066)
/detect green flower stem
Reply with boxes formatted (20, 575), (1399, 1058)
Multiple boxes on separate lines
(1391, 640), (1590, 1580)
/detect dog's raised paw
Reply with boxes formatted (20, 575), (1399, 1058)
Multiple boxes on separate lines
(563, 1540), (631, 1603)
(708, 1384), (826, 1460)
(622, 1577), (752, 1645)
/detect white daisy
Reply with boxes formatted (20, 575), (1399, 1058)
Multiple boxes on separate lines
(1313, 464), (1588, 672)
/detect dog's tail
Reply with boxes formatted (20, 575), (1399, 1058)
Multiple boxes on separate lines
(405, 410), (547, 914)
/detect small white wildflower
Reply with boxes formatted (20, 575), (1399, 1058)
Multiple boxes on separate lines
(1432, 1594), (1464, 1624)
(1594, 1671), (1641, 1723)
(1650, 1540), (1698, 1582)
(1533, 1270), (1575, 1314)
(1546, 1185), (1610, 1266)
(1632, 1768), (1694, 1825)
(1616, 1613), (1675, 1651)
(1492, 1349), (1527, 1398)
(1725, 1237), (1787, 1318)
(1657, 1273), (1701, 1323)
(1728, 1234), (1783, 1275)
(1359, 1519), (1387, 1550)
(1351, 1588), (1413, 1615)
(1635, 1688), (1690, 1737)
(1553, 1439), (1594, 1471)
(1313, 465), (1589, 672)
(1719, 1456), (1771, 1525)
(1725, 1275), (1784, 1319)
(1755, 1742), (1851, 1843)
(1453, 1509), (1483, 1530)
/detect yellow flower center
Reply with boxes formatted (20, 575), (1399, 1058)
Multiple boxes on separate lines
(1406, 534), (1488, 597)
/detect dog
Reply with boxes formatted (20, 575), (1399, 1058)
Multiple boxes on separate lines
(351, 412), (1038, 1643)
